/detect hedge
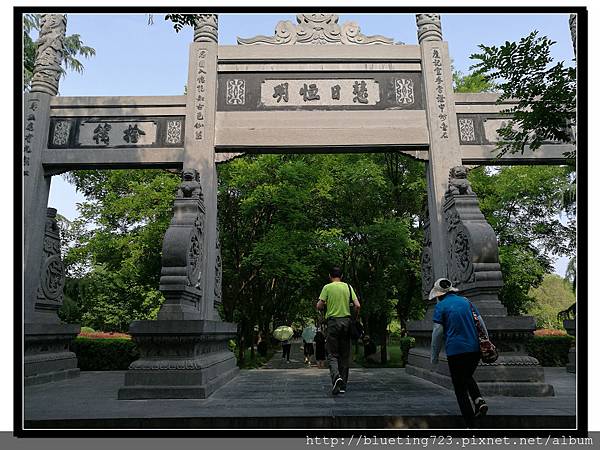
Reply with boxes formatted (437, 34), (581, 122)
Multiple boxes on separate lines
(71, 337), (139, 371)
(526, 335), (574, 367)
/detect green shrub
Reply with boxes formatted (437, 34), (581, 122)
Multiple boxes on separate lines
(526, 335), (574, 366)
(399, 336), (415, 367)
(71, 337), (139, 371)
(80, 326), (95, 333)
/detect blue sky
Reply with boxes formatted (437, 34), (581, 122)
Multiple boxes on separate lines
(47, 12), (574, 275)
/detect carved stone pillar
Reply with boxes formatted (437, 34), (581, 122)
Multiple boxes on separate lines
(30, 14), (67, 96)
(569, 14), (576, 57)
(416, 13), (442, 43)
(118, 170), (238, 400)
(407, 167), (554, 396)
(24, 14), (80, 386)
(24, 209), (80, 386)
(194, 14), (218, 43)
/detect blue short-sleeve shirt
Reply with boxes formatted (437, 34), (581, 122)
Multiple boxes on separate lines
(432, 293), (480, 356)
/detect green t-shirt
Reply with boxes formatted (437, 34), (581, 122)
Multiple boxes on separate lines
(319, 281), (358, 319)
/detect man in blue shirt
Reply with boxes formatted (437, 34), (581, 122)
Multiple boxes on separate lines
(430, 278), (488, 428)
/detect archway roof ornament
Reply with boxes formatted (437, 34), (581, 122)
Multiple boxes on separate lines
(237, 13), (400, 46)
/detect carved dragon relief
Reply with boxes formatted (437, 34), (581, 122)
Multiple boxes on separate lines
(30, 14), (67, 95)
(238, 14), (399, 46)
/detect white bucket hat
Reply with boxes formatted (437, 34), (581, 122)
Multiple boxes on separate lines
(428, 278), (459, 301)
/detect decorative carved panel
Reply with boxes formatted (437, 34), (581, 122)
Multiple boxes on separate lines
(238, 14), (398, 46)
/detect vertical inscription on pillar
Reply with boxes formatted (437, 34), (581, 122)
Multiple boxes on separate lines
(431, 48), (449, 139)
(23, 99), (39, 176)
(195, 50), (208, 141)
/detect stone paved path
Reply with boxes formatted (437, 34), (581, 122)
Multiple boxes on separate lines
(261, 338), (325, 369)
(24, 368), (575, 429)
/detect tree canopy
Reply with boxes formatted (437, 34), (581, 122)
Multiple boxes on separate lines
(470, 31), (576, 157)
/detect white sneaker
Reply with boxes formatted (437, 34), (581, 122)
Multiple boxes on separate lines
(332, 377), (343, 395)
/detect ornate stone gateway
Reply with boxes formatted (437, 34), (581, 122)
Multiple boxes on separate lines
(22, 13), (573, 397)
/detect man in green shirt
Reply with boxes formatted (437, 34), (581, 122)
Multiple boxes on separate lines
(316, 267), (361, 395)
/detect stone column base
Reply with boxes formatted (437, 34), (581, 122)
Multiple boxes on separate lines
(406, 315), (555, 397)
(566, 348), (576, 373)
(24, 323), (80, 386)
(118, 320), (239, 400)
(406, 348), (554, 397)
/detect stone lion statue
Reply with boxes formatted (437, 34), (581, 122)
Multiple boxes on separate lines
(178, 169), (202, 199)
(445, 166), (474, 199)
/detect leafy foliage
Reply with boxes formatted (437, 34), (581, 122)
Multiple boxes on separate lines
(164, 14), (203, 32)
(527, 274), (576, 329)
(59, 169), (180, 331)
(470, 31), (576, 156)
(468, 165), (575, 314)
(23, 13), (96, 91)
(453, 70), (496, 93)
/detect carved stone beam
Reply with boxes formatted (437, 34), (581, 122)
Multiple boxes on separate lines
(30, 14), (67, 96)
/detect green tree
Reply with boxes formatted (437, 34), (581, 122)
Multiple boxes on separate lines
(23, 13), (96, 91)
(470, 31), (576, 156)
(60, 169), (180, 331)
(468, 165), (574, 314)
(527, 274), (576, 329)
(453, 70), (496, 93)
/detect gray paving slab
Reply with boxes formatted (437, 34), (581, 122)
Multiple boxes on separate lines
(24, 365), (575, 429)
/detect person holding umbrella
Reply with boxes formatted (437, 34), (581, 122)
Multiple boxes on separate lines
(302, 325), (317, 365)
(273, 326), (294, 363)
(316, 267), (360, 395)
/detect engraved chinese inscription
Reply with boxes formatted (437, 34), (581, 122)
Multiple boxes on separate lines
(78, 121), (157, 147)
(431, 48), (449, 139)
(352, 81), (368, 104)
(299, 83), (320, 101)
(273, 82), (289, 103)
(123, 124), (146, 143)
(395, 79), (415, 105)
(261, 79), (380, 107)
(23, 99), (38, 176)
(93, 123), (112, 145)
(226, 79), (246, 105)
(195, 49), (207, 140)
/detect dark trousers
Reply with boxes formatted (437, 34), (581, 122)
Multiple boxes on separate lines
(282, 343), (291, 361)
(326, 317), (351, 386)
(447, 351), (482, 428)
